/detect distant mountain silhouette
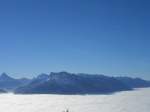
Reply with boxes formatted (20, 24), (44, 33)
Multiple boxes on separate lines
(0, 72), (150, 94)
(116, 77), (150, 88)
(15, 72), (132, 94)
(0, 73), (31, 91)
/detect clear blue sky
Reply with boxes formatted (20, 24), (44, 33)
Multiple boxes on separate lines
(0, 0), (150, 79)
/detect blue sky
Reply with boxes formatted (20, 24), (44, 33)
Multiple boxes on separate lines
(0, 0), (150, 79)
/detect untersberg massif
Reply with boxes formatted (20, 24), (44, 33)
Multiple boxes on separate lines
(0, 72), (149, 94)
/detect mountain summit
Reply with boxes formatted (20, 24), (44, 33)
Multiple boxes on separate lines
(0, 73), (31, 91)
(0, 73), (13, 80)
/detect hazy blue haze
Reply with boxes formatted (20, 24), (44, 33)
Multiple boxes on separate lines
(0, 0), (150, 79)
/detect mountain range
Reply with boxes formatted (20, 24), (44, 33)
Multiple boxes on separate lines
(0, 72), (150, 94)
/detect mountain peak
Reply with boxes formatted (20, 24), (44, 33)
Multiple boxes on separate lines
(37, 73), (49, 79)
(33, 73), (50, 82)
(50, 71), (72, 76)
(0, 73), (13, 80)
(1, 72), (9, 77)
